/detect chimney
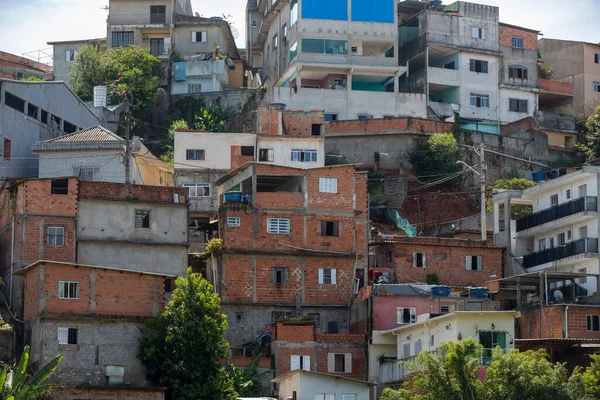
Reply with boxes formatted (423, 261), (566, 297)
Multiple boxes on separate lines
(93, 86), (107, 108)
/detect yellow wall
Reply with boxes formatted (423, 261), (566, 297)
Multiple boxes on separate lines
(224, 60), (245, 88)
(133, 145), (174, 186)
(542, 129), (576, 149)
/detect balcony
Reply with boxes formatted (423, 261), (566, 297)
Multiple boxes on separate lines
(427, 66), (459, 87)
(522, 237), (599, 269)
(516, 196), (597, 233)
(535, 110), (576, 133)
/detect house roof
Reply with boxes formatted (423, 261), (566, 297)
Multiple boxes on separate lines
(271, 369), (375, 386)
(499, 22), (540, 34)
(32, 126), (129, 152)
(14, 260), (177, 278)
(47, 37), (106, 45)
(43, 126), (123, 143)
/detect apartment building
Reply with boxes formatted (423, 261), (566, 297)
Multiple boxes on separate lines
(19, 261), (169, 400)
(0, 79), (122, 180)
(0, 178), (188, 317)
(32, 126), (174, 186)
(0, 51), (52, 81)
(538, 39), (600, 114)
(214, 163), (368, 350)
(247, 0), (428, 120)
(47, 38), (107, 85)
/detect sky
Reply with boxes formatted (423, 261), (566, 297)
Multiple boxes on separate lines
(0, 0), (599, 65)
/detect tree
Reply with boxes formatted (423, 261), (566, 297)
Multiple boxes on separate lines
(138, 269), (236, 400)
(225, 355), (271, 397)
(410, 133), (461, 186)
(159, 119), (189, 166)
(575, 106), (600, 165)
(486, 177), (536, 220)
(194, 101), (235, 132)
(68, 44), (104, 102)
(0, 345), (63, 400)
(19, 76), (45, 82)
(581, 354), (600, 399)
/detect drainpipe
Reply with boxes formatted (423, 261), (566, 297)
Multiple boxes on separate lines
(564, 305), (569, 339)
(9, 217), (14, 309)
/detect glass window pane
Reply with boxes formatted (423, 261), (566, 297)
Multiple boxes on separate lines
(302, 38), (325, 54)
(324, 39), (347, 55)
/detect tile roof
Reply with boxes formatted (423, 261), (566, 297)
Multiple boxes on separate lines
(42, 126), (123, 143)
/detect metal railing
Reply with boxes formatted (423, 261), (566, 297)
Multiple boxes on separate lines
(516, 196), (597, 232)
(523, 237), (599, 269)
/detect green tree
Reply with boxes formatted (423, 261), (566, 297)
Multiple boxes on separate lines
(225, 355), (271, 397)
(575, 106), (600, 166)
(159, 119), (189, 166)
(581, 354), (600, 399)
(19, 76), (45, 82)
(194, 101), (235, 132)
(138, 269), (236, 400)
(486, 177), (536, 220)
(0, 345), (63, 400)
(484, 349), (575, 400)
(68, 44), (104, 101)
(410, 133), (461, 186)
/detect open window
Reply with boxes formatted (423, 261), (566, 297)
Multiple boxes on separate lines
(51, 179), (69, 195)
(257, 175), (303, 193)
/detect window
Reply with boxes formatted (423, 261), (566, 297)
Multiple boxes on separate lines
(580, 225), (588, 238)
(594, 82), (600, 93)
(3, 139), (10, 160)
(325, 113), (338, 122)
(27, 103), (39, 119)
(186, 149), (205, 160)
(509, 99), (528, 113)
(358, 114), (373, 120)
(58, 281), (79, 299)
(290, 355), (310, 371)
(51, 179), (69, 195)
(441, 305), (450, 314)
(273, 34), (278, 49)
(16, 72), (23, 80)
(289, 42), (298, 61)
(74, 166), (97, 181)
(539, 238), (546, 251)
(251, 21), (257, 27)
(343, 395), (358, 400)
(183, 183), (210, 197)
(579, 184), (588, 197)
(241, 146), (254, 156)
(41, 110), (49, 124)
(430, 335), (435, 346)
(272, 310), (293, 321)
(319, 177), (338, 193)
(150, 38), (165, 56)
(259, 149), (274, 162)
(315, 394), (335, 400)
(321, 221), (340, 237)
(566, 189), (571, 199)
(558, 232), (566, 246)
(413, 252), (427, 268)
(135, 210), (150, 229)
(579, 268), (587, 284)
(328, 353), (351, 373)
(327, 320), (339, 333)
(271, 267), (289, 284)
(4, 91), (25, 113)
(47, 227), (64, 247)
(65, 50), (77, 62)
(311, 123), (322, 135)
(587, 315), (600, 331)
(318, 268), (337, 285)
(165, 278), (173, 293)
(414, 339), (422, 355)
(282, 23), (287, 38)
(188, 84), (202, 94)
(301, 38), (348, 55)
(191, 31), (208, 42)
(551, 194), (559, 206)
(472, 27), (485, 39)
(469, 59), (488, 73)
(58, 327), (77, 345)
(150, 5), (166, 23)
(596, 54), (600, 64)
(291, 149), (318, 162)
(549, 237), (555, 248)
(308, 312), (320, 325)
(508, 65), (528, 79)
(290, 0), (298, 25)
(63, 121), (77, 133)
(112, 31), (134, 47)
(568, 230), (572, 241)
(236, 312), (243, 322)
(227, 217), (240, 227)
(396, 307), (417, 324)
(470, 93), (489, 108)
(466, 255), (483, 271)
(512, 36), (524, 49)
(229, 65), (236, 72)
(267, 218), (290, 234)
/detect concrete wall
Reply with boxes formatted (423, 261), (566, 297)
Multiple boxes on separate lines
(459, 51), (500, 122)
(108, 0), (175, 26)
(175, 169), (225, 215)
(173, 25), (229, 56)
(258, 136), (324, 167)
(174, 131), (256, 170)
(288, 372), (369, 400)
(0, 329), (16, 363)
(0, 81), (104, 179)
(171, 60), (228, 95)
(583, 43), (600, 111)
(38, 150), (127, 183)
(499, 88), (536, 123)
(51, 42), (86, 84)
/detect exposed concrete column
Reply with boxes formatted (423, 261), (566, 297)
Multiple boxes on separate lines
(503, 198), (512, 253)
(296, 65), (302, 93)
(425, 47), (429, 106)
(493, 200), (500, 234)
(212, 73), (218, 91)
(347, 68), (353, 120)
(394, 72), (400, 93)
(90, 268), (97, 314)
(516, 277), (521, 310)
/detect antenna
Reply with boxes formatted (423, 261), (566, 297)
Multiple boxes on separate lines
(230, 26), (240, 40)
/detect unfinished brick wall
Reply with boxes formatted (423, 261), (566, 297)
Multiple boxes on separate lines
(79, 181), (185, 203)
(499, 25), (538, 50)
(519, 305), (564, 339)
(566, 306), (600, 339)
(51, 387), (165, 400)
(274, 321), (315, 342)
(538, 79), (574, 95)
(325, 117), (453, 134)
(230, 146), (255, 170)
(258, 104), (324, 136)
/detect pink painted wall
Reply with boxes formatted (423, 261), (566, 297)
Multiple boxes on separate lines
(373, 295), (444, 331)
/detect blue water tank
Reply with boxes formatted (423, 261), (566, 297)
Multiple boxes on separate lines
(224, 192), (242, 203)
(432, 285), (451, 297)
(469, 287), (489, 299)
(430, 0), (442, 8)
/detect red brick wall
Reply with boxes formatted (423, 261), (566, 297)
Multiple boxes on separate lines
(276, 347), (315, 374)
(499, 25), (537, 50)
(349, 319), (369, 335)
(567, 306), (600, 339)
(259, 105), (280, 135)
(326, 118), (453, 134)
(16, 217), (76, 265)
(24, 262), (163, 320)
(519, 306), (564, 339)
(315, 346), (366, 381)
(52, 387), (165, 399)
(231, 146), (255, 170)
(538, 79), (574, 95)
(500, 117), (539, 136)
(316, 334), (365, 342)
(258, 105), (324, 136)
(382, 240), (502, 287)
(255, 192), (305, 210)
(79, 181), (185, 203)
(274, 322), (315, 342)
(0, 51), (52, 72)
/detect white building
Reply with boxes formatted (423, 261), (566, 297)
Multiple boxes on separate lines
(493, 167), (600, 295)
(272, 369), (372, 400)
(376, 311), (518, 384)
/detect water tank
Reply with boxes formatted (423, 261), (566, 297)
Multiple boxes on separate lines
(430, 0), (442, 8)
(469, 287), (489, 299)
(93, 86), (107, 108)
(432, 285), (451, 297)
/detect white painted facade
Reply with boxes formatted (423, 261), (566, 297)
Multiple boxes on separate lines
(171, 60), (229, 95)
(458, 52), (501, 122)
(174, 131), (256, 170)
(274, 370), (371, 400)
(258, 136), (324, 168)
(499, 87), (537, 123)
(37, 149), (130, 183)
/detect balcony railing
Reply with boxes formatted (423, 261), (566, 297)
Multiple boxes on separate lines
(523, 237), (599, 269)
(517, 196), (597, 232)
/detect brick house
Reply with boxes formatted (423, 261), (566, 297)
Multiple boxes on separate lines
(369, 237), (503, 287)
(17, 261), (169, 400)
(214, 163), (368, 351)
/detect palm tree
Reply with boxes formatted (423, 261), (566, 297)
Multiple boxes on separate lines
(0, 346), (63, 400)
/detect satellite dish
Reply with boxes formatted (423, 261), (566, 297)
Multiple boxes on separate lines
(230, 25), (240, 39)
(554, 290), (564, 302)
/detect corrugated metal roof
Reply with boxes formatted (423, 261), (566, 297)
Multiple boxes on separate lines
(42, 126), (123, 143)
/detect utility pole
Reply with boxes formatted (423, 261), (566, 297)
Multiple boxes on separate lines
(479, 142), (487, 241)
(124, 113), (131, 198)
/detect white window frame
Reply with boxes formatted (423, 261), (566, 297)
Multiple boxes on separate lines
(579, 184), (588, 198)
(74, 166), (98, 181)
(509, 98), (528, 113)
(47, 226), (65, 247)
(566, 189), (571, 199)
(291, 149), (318, 163)
(327, 353), (352, 373)
(465, 255), (483, 271)
(396, 307), (417, 324)
(594, 82), (600, 93)
(315, 394), (335, 400)
(550, 193), (559, 207)
(65, 50), (77, 62)
(472, 27), (485, 39)
(259, 148), (274, 162)
(291, 355), (310, 371)
(512, 36), (524, 49)
(539, 238), (546, 251)
(319, 177), (338, 193)
(57, 327), (77, 344)
(183, 183), (210, 197)
(579, 268), (587, 284)
(188, 84), (202, 94)
(470, 93), (489, 108)
(412, 252), (427, 268)
(58, 281), (79, 299)
(186, 149), (205, 161)
(191, 31), (207, 42)
(267, 218), (290, 234)
(587, 315), (600, 332)
(318, 268), (337, 285)
(273, 34), (278, 49)
(290, 0), (299, 25)
(227, 217), (240, 228)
